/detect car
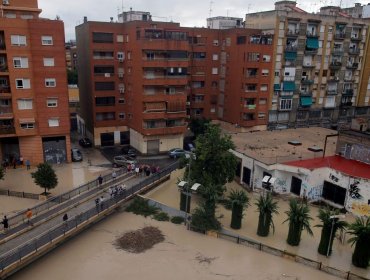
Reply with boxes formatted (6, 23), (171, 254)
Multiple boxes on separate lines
(79, 138), (92, 148)
(113, 155), (136, 167)
(168, 148), (187, 159)
(71, 148), (83, 162)
(121, 147), (137, 158)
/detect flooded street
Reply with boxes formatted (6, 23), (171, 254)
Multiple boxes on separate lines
(9, 211), (338, 280)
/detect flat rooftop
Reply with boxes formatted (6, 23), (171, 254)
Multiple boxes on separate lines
(285, 155), (370, 179)
(229, 127), (338, 165)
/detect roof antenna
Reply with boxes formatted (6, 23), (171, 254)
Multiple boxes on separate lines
(209, 0), (214, 17)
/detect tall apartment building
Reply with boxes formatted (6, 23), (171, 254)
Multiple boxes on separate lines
(76, 18), (273, 153)
(0, 0), (71, 164)
(245, 1), (370, 129)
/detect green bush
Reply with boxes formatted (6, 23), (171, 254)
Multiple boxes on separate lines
(153, 212), (170, 221)
(126, 197), (159, 217)
(171, 216), (185, 224)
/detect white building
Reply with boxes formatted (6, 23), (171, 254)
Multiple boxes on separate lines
(207, 16), (243, 29)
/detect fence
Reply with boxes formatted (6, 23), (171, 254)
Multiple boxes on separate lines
(0, 162), (178, 274)
(145, 197), (186, 218)
(0, 190), (39, 200)
(3, 168), (128, 228)
(217, 229), (369, 280)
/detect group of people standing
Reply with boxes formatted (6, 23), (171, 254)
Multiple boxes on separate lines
(127, 163), (159, 177)
(2, 156), (31, 170)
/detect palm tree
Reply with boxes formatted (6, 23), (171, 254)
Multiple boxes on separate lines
(255, 193), (279, 237)
(284, 199), (313, 246)
(347, 217), (370, 268)
(316, 208), (348, 256)
(226, 189), (250, 229)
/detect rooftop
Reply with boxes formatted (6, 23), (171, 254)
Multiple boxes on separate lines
(285, 155), (370, 179)
(229, 127), (338, 165)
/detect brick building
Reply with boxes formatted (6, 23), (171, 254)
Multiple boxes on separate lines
(0, 0), (71, 164)
(76, 18), (273, 153)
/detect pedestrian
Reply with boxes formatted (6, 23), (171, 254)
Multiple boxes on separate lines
(19, 156), (24, 166)
(99, 196), (104, 210)
(151, 165), (156, 174)
(26, 209), (33, 225)
(135, 166), (139, 177)
(63, 213), (68, 222)
(12, 157), (16, 169)
(1, 215), (8, 234)
(95, 197), (100, 211)
(127, 164), (132, 173)
(26, 159), (31, 170)
(112, 170), (117, 181)
(97, 174), (103, 186)
(139, 165), (143, 177)
(145, 166), (151, 176)
(109, 187), (114, 198)
(156, 166), (160, 173)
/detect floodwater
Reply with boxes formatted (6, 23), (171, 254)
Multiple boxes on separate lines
(9, 211), (339, 280)
(146, 169), (370, 279)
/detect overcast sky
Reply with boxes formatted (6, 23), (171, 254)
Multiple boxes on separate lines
(38, 0), (368, 41)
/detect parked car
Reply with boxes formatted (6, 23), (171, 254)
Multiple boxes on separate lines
(79, 138), (92, 148)
(71, 148), (83, 162)
(113, 155), (136, 167)
(168, 148), (187, 159)
(121, 146), (137, 158)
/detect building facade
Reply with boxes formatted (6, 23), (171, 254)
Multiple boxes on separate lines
(76, 18), (273, 153)
(0, 0), (71, 164)
(206, 16), (243, 29)
(245, 1), (370, 130)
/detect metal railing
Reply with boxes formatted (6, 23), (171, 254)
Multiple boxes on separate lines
(0, 162), (179, 273)
(4, 168), (129, 228)
(0, 190), (39, 200)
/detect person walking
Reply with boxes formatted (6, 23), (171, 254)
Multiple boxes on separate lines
(99, 196), (105, 211)
(26, 209), (33, 226)
(135, 166), (139, 177)
(63, 213), (69, 222)
(12, 157), (16, 169)
(112, 170), (117, 182)
(25, 159), (31, 170)
(1, 215), (8, 234)
(95, 197), (100, 212)
(97, 174), (103, 187)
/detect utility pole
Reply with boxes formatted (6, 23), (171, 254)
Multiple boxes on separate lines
(209, 0), (214, 18)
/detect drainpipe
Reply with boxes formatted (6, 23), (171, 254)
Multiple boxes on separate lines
(323, 134), (339, 158)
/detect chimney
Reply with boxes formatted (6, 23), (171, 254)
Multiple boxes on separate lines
(83, 16), (87, 23)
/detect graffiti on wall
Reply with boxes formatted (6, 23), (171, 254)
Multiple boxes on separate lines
(307, 185), (322, 201)
(274, 178), (288, 193)
(349, 181), (362, 200)
(350, 202), (370, 217)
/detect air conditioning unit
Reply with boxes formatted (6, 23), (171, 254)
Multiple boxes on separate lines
(3, 0), (9, 5)
(118, 73), (123, 78)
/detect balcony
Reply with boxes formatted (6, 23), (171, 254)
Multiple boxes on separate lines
(0, 32), (5, 50)
(329, 61), (342, 69)
(0, 106), (13, 119)
(302, 63), (315, 68)
(327, 88), (338, 95)
(244, 104), (256, 110)
(343, 89), (354, 96)
(344, 76), (353, 82)
(300, 91), (312, 96)
(285, 46), (297, 52)
(332, 48), (344, 55)
(0, 125), (15, 135)
(340, 101), (353, 107)
(346, 62), (358, 69)
(286, 29), (299, 37)
(143, 74), (188, 86)
(301, 78), (314, 85)
(334, 33), (346, 40)
(348, 49), (360, 55)
(0, 85), (10, 94)
(306, 31), (319, 38)
(304, 48), (318, 55)
(350, 35), (362, 42)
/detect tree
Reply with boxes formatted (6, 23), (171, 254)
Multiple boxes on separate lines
(255, 193), (279, 237)
(31, 163), (58, 195)
(190, 201), (221, 233)
(347, 217), (370, 268)
(226, 189), (250, 229)
(189, 118), (210, 138)
(190, 124), (237, 197)
(316, 208), (348, 256)
(284, 199), (313, 246)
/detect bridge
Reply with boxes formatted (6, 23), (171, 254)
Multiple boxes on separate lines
(0, 162), (178, 279)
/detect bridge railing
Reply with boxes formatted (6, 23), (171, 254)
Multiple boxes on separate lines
(0, 162), (178, 273)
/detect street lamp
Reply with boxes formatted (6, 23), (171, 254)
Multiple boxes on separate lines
(327, 214), (346, 257)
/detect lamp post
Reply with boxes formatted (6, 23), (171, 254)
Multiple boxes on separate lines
(327, 214), (346, 257)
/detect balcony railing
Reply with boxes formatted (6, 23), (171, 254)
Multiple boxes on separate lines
(244, 104), (256, 110)
(329, 62), (342, 69)
(300, 91), (312, 96)
(0, 126), (15, 135)
(283, 76), (295, 81)
(301, 79), (314, 85)
(306, 31), (319, 37)
(350, 35), (362, 41)
(348, 49), (360, 55)
(285, 46), (297, 52)
(143, 74), (188, 79)
(332, 48), (344, 55)
(304, 48), (318, 55)
(286, 29), (299, 36)
(340, 101), (353, 107)
(327, 89), (337, 95)
(334, 33), (346, 40)
(346, 62), (358, 69)
(343, 89), (354, 95)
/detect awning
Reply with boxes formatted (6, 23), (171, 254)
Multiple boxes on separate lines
(19, 118), (36, 124)
(283, 81), (296, 91)
(306, 38), (319, 49)
(300, 96), (312, 106)
(145, 102), (166, 111)
(274, 84), (281, 91)
(285, 51), (297, 60)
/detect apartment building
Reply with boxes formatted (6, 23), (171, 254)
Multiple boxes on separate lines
(0, 0), (71, 164)
(207, 16), (243, 29)
(245, 1), (370, 130)
(76, 17), (273, 153)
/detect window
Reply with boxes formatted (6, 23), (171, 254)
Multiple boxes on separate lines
(262, 55), (271, 62)
(13, 57), (28, 68)
(237, 36), (246, 44)
(212, 54), (219, 61)
(45, 78), (56, 87)
(11, 35), (26, 46)
(247, 52), (260, 62)
(260, 84), (268, 91)
(119, 113), (125, 119)
(275, 71), (280, 77)
(118, 98), (125, 104)
(20, 123), (34, 129)
(92, 32), (113, 43)
(48, 118), (59, 127)
(212, 67), (218, 75)
(17, 99), (33, 110)
(47, 98), (58, 107)
(15, 79), (31, 89)
(116, 35), (124, 43)
(41, 36), (53, 45)
(280, 99), (292, 110)
(127, 52), (131, 60)
(213, 40), (219, 46)
(117, 52), (125, 61)
(259, 98), (267, 105)
(261, 69), (269, 76)
(5, 13), (16, 18)
(43, 58), (55, 67)
(258, 113), (266, 119)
